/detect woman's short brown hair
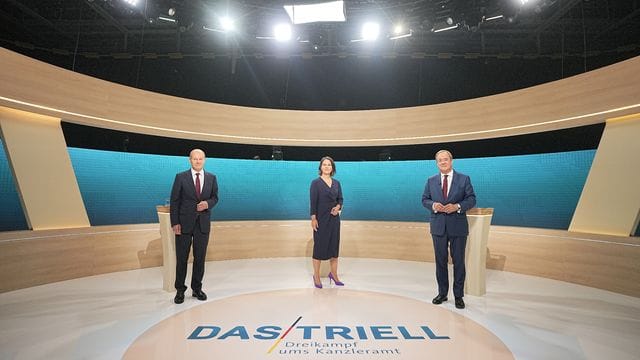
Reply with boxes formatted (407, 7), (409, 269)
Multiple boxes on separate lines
(318, 156), (336, 176)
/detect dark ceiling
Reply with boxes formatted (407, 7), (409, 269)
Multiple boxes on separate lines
(3, 1), (639, 59)
(2, 0), (639, 110)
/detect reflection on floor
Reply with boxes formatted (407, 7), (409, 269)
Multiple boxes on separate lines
(0, 257), (639, 359)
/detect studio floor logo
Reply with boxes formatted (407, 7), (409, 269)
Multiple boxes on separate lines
(124, 289), (514, 359)
(186, 316), (451, 355)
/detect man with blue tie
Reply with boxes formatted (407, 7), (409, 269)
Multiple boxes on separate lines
(170, 149), (219, 304)
(422, 150), (476, 309)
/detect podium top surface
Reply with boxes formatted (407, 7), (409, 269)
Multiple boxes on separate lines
(156, 205), (170, 213)
(467, 208), (494, 215)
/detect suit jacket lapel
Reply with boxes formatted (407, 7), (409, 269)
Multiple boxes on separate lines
(449, 171), (462, 200)
(433, 176), (444, 202)
(201, 173), (211, 198)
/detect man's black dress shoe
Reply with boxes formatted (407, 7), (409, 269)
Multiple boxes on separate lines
(192, 290), (207, 301)
(432, 294), (448, 305)
(455, 297), (465, 309)
(174, 291), (185, 304)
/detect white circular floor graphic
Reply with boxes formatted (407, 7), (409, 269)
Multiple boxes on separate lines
(124, 289), (514, 359)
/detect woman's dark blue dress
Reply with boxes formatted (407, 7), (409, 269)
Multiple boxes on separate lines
(310, 177), (344, 260)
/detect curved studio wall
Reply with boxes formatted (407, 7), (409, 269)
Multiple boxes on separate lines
(1, 48), (639, 235)
(3, 48), (639, 147)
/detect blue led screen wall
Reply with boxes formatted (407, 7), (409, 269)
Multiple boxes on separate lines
(67, 148), (596, 230)
(0, 139), (28, 231)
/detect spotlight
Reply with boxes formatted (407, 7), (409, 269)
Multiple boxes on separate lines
(168, 8), (176, 16)
(123, 0), (138, 6)
(361, 22), (380, 41)
(390, 24), (412, 40)
(309, 30), (325, 48)
(272, 147), (283, 160)
(203, 16), (236, 33)
(378, 149), (391, 161)
(219, 16), (235, 32)
(274, 24), (292, 42)
(284, 1), (346, 24)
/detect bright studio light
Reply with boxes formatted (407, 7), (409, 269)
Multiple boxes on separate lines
(123, 0), (138, 6)
(274, 24), (292, 42)
(219, 16), (235, 32)
(390, 24), (411, 39)
(361, 22), (380, 41)
(284, 1), (346, 24)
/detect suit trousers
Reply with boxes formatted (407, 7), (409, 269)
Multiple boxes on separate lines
(432, 233), (467, 298)
(174, 215), (210, 292)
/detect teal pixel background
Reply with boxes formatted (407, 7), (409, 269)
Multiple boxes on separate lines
(0, 139), (29, 231)
(0, 144), (598, 231)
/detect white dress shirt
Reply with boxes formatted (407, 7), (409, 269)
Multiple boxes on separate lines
(191, 169), (204, 194)
(440, 170), (453, 194)
(433, 170), (460, 213)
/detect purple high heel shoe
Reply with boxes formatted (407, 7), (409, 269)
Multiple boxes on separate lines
(313, 276), (323, 289)
(328, 272), (344, 286)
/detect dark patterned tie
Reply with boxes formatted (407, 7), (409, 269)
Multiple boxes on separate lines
(442, 174), (448, 200)
(195, 173), (201, 200)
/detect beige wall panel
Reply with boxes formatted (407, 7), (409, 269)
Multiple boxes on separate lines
(207, 221), (433, 261)
(486, 229), (568, 279)
(340, 222), (432, 261)
(562, 241), (639, 296)
(2, 48), (640, 146)
(486, 226), (640, 297)
(0, 106), (90, 230)
(92, 231), (163, 274)
(2, 222), (638, 297)
(207, 222), (312, 260)
(570, 115), (640, 236)
(0, 236), (94, 290)
(0, 224), (159, 292)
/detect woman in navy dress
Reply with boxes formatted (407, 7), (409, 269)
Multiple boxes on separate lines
(310, 156), (344, 288)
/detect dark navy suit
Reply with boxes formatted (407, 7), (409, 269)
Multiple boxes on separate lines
(170, 170), (218, 292)
(422, 171), (476, 298)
